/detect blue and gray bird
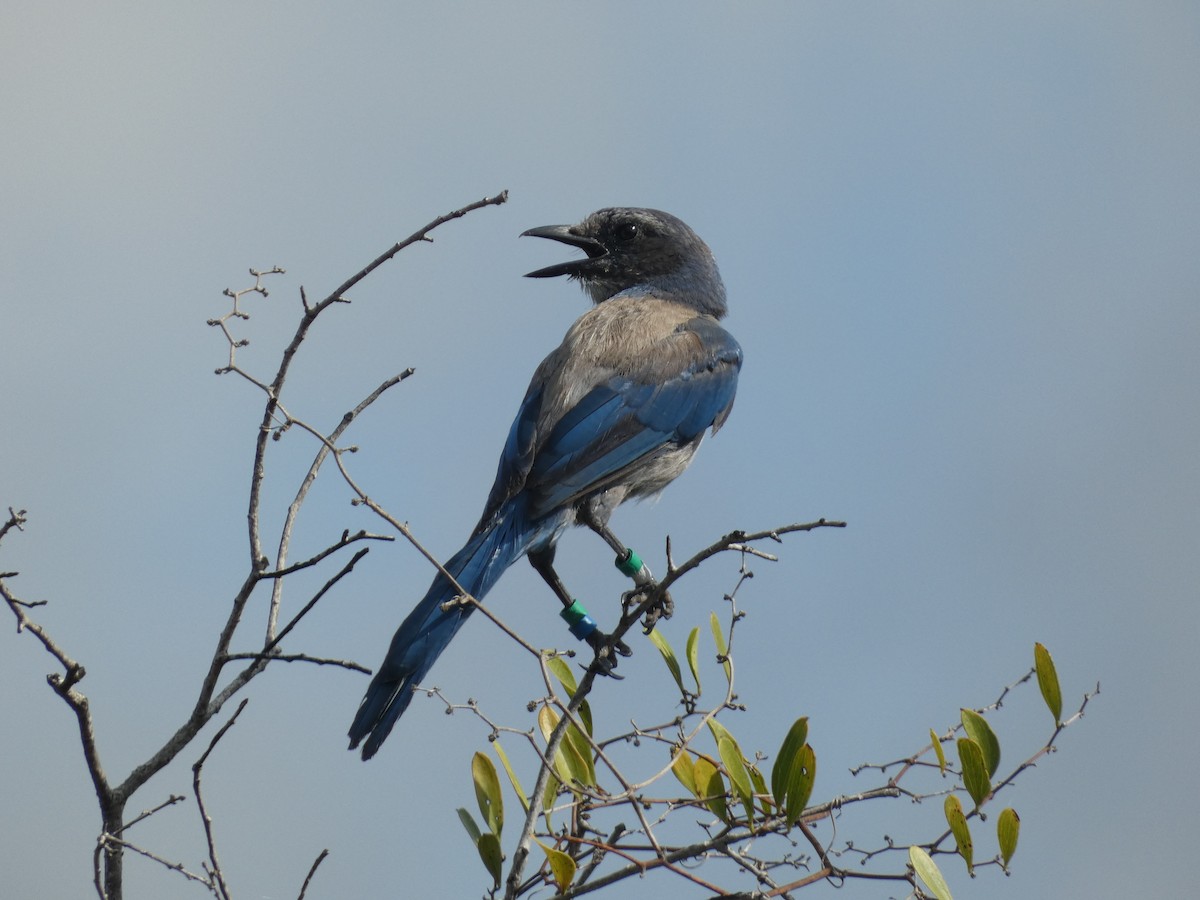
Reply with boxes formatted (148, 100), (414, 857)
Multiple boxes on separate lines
(348, 208), (742, 759)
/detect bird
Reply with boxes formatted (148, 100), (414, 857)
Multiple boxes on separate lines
(348, 207), (742, 759)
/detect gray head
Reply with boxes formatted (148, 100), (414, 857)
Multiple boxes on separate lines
(522, 207), (727, 318)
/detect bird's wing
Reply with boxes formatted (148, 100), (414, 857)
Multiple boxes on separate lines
(524, 315), (741, 517)
(476, 377), (546, 530)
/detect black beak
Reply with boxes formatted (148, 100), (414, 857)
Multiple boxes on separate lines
(521, 224), (607, 278)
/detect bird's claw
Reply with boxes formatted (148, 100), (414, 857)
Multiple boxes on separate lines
(641, 589), (674, 633)
(621, 579), (674, 634)
(587, 631), (633, 678)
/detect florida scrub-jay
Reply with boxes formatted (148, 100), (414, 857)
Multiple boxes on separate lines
(348, 207), (742, 759)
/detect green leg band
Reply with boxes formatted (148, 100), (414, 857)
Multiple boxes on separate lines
(615, 548), (652, 585)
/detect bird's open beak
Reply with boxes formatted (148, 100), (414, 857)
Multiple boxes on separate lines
(521, 225), (607, 278)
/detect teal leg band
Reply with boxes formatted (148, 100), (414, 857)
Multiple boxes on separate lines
(560, 600), (598, 641)
(615, 549), (652, 585)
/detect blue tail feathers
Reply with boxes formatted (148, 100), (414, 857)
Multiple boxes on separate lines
(348, 500), (547, 759)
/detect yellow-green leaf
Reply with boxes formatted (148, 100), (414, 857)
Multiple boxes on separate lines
(931, 729), (947, 775)
(539, 705), (589, 790)
(537, 707), (574, 790)
(648, 628), (685, 695)
(546, 656), (592, 735)
(960, 709), (1001, 777)
(693, 755), (717, 796)
(541, 766), (557, 832)
(784, 743), (816, 828)
(997, 807), (1020, 868)
(671, 749), (697, 797)
(710, 612), (732, 682)
(957, 738), (991, 810)
(909, 845), (953, 900)
(492, 740), (529, 814)
(477, 832), (503, 890)
(457, 807), (482, 845)
(472, 752), (503, 837)
(1034, 642), (1063, 725)
(686, 626), (702, 694)
(718, 736), (754, 821)
(700, 763), (728, 823)
(538, 840), (577, 893)
(771, 717), (809, 805)
(547, 655), (578, 696)
(943, 795), (974, 875)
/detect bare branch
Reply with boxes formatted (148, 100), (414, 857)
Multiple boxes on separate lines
(223, 652), (370, 674)
(192, 698), (250, 900)
(264, 529), (394, 580)
(265, 370), (413, 639)
(1, 506), (28, 544)
(115, 795), (186, 836)
(297, 849), (330, 900)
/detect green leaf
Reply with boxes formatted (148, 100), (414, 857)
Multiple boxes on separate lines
(538, 840), (577, 893)
(541, 764), (558, 832)
(957, 738), (992, 810)
(707, 717), (736, 750)
(748, 763), (772, 815)
(771, 717), (809, 806)
(671, 749), (697, 797)
(648, 628), (686, 696)
(1034, 642), (1063, 725)
(472, 751), (503, 837)
(710, 611), (732, 682)
(943, 794), (974, 875)
(718, 736), (754, 822)
(909, 845), (953, 900)
(685, 626), (702, 695)
(563, 721), (596, 787)
(457, 807), (482, 846)
(997, 807), (1021, 868)
(577, 697), (594, 738)
(477, 832), (503, 890)
(960, 708), (1001, 777)
(930, 729), (947, 775)
(492, 740), (529, 814)
(784, 743), (816, 828)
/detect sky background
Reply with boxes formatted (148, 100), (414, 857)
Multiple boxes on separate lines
(2, 2), (1197, 898)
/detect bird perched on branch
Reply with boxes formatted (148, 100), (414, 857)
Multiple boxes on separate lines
(349, 207), (742, 759)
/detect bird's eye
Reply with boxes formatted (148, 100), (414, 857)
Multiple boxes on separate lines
(614, 222), (639, 242)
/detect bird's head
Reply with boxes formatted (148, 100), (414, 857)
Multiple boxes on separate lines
(522, 207), (727, 317)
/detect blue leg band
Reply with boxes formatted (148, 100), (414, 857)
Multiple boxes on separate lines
(560, 599), (598, 641)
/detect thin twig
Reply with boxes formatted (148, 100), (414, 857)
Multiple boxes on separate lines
(192, 698), (250, 900)
(297, 849), (330, 900)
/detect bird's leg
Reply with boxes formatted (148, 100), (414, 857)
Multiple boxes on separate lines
(528, 546), (631, 677)
(577, 508), (674, 631)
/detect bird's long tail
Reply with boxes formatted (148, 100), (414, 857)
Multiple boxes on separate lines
(349, 501), (543, 759)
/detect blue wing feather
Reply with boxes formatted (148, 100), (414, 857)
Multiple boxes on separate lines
(528, 319), (741, 515)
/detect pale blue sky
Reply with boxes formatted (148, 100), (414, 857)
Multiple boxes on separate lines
(2, 3), (1197, 898)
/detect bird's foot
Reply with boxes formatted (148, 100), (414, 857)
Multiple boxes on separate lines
(586, 629), (633, 678)
(639, 587), (674, 634)
(614, 547), (673, 631)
